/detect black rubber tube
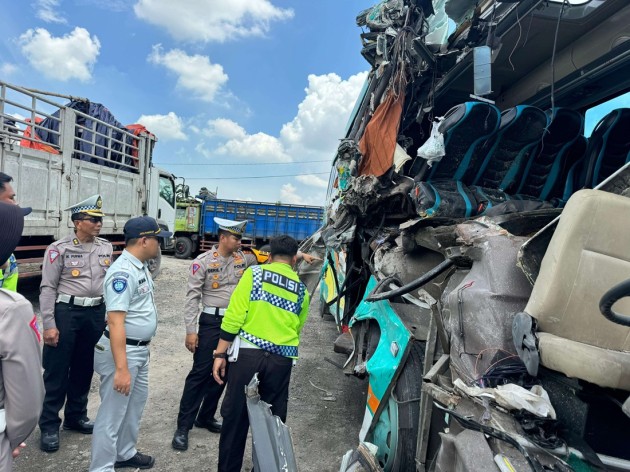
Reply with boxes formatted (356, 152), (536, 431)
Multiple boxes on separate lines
(366, 259), (455, 302)
(599, 279), (630, 327)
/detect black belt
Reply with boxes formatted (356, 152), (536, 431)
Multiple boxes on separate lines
(103, 330), (151, 346)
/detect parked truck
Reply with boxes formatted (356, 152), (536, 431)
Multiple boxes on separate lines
(173, 197), (324, 259)
(0, 80), (176, 278)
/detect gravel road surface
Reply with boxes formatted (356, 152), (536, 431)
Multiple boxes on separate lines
(14, 256), (366, 472)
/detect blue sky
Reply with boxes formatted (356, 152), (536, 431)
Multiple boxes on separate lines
(0, 0), (371, 205)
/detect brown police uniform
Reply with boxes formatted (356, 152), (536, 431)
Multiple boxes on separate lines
(39, 234), (113, 435)
(175, 246), (257, 432)
(0, 289), (44, 471)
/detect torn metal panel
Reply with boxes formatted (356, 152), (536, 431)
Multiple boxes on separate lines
(246, 374), (298, 472)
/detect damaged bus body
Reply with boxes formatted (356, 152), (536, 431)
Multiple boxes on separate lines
(317, 0), (630, 471)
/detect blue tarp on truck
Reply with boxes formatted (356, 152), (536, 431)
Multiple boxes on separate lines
(201, 199), (324, 242)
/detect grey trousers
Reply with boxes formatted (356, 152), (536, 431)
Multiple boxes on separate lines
(89, 335), (150, 472)
(0, 433), (13, 471)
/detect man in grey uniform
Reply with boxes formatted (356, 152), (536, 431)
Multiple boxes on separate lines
(172, 218), (257, 450)
(39, 194), (113, 452)
(0, 202), (44, 470)
(90, 216), (172, 471)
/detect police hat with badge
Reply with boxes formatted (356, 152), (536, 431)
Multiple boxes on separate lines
(123, 216), (173, 241)
(66, 194), (105, 221)
(214, 217), (247, 238)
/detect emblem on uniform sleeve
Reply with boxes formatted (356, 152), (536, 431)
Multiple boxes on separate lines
(112, 278), (128, 293)
(30, 315), (41, 342)
(49, 250), (60, 263)
(192, 263), (201, 275)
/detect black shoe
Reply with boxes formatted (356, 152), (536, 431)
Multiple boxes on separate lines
(194, 418), (222, 433)
(115, 451), (155, 469)
(172, 429), (189, 451)
(62, 417), (94, 434)
(40, 430), (60, 452)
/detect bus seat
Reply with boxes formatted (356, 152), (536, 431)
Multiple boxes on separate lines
(583, 108), (630, 188)
(427, 102), (501, 182)
(524, 189), (630, 390)
(473, 105), (549, 191)
(516, 108), (583, 201)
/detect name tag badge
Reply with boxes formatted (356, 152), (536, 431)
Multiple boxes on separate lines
(137, 284), (150, 295)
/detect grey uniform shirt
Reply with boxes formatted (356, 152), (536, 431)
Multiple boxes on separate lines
(0, 289), (44, 449)
(104, 250), (157, 342)
(39, 235), (113, 330)
(183, 246), (257, 334)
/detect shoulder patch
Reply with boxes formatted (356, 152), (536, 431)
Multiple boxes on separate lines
(192, 262), (201, 275)
(112, 278), (128, 293)
(112, 271), (130, 278)
(49, 249), (60, 263)
(30, 315), (41, 342)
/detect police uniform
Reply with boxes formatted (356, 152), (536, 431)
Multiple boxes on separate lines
(0, 290), (45, 470)
(217, 260), (310, 472)
(0, 202), (44, 471)
(38, 195), (112, 448)
(173, 218), (256, 447)
(90, 216), (171, 472)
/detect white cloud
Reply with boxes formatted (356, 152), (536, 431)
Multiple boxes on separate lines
(218, 132), (290, 162)
(134, 0), (293, 43)
(137, 112), (187, 141)
(205, 118), (246, 140)
(148, 45), (228, 103)
(19, 27), (100, 81)
(34, 0), (67, 23)
(0, 63), (17, 77)
(295, 174), (328, 189)
(281, 72), (368, 155)
(280, 183), (304, 204)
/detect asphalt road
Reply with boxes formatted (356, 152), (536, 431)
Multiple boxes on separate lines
(14, 255), (366, 472)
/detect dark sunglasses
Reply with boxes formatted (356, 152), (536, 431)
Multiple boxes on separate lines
(79, 216), (103, 224)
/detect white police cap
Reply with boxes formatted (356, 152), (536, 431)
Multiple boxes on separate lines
(214, 217), (247, 236)
(65, 194), (104, 217)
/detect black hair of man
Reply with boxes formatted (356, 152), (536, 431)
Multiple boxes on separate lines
(125, 237), (139, 246)
(219, 228), (242, 240)
(0, 172), (12, 193)
(270, 235), (298, 258)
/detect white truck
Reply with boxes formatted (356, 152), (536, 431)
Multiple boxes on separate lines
(0, 80), (176, 278)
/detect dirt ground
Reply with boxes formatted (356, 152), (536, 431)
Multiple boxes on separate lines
(14, 256), (366, 472)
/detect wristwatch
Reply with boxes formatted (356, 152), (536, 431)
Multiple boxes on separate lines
(213, 350), (228, 359)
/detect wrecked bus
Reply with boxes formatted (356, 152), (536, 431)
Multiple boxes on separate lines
(312, 0), (630, 470)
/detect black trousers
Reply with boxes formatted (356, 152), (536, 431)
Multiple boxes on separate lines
(39, 302), (106, 432)
(176, 313), (226, 431)
(218, 349), (293, 472)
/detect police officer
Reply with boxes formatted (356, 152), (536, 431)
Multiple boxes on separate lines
(0, 172), (32, 291)
(90, 216), (171, 471)
(172, 217), (257, 451)
(212, 235), (310, 472)
(39, 195), (113, 452)
(0, 202), (44, 470)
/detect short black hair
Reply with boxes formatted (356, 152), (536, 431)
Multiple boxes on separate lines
(0, 172), (13, 193)
(270, 235), (298, 258)
(125, 237), (139, 246)
(218, 228), (241, 240)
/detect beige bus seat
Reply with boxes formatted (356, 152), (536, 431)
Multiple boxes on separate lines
(524, 189), (630, 390)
